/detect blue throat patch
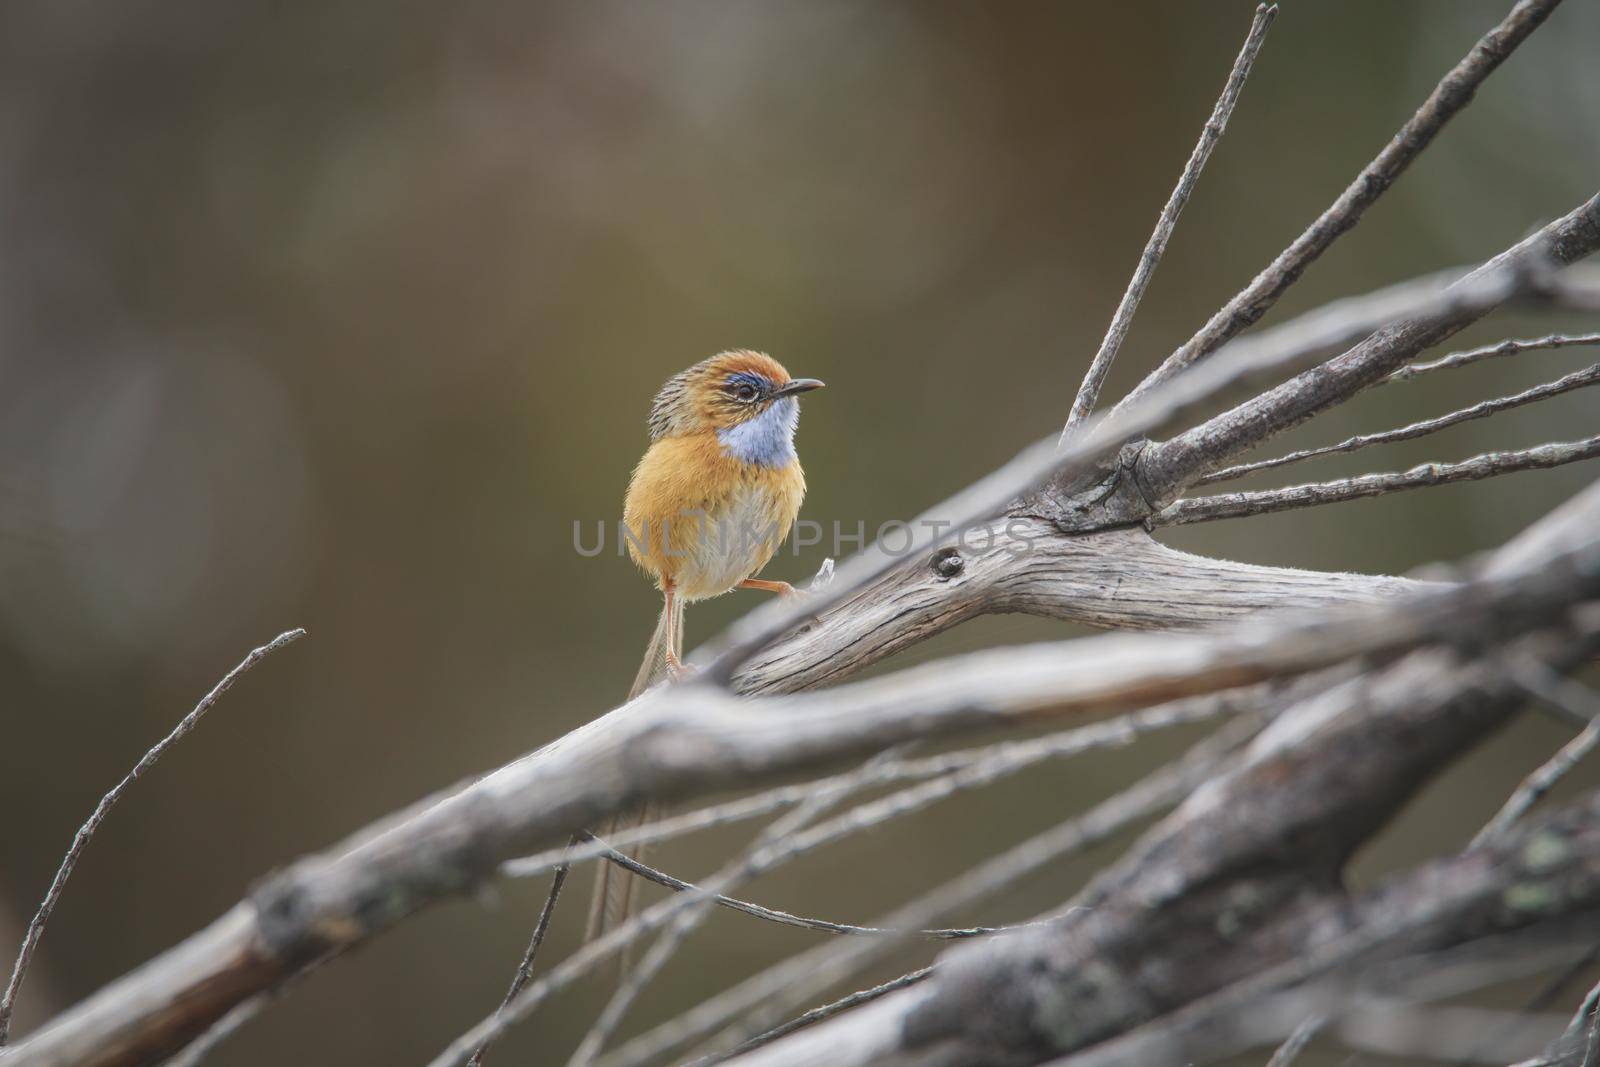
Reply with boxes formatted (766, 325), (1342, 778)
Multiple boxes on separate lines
(717, 397), (799, 467)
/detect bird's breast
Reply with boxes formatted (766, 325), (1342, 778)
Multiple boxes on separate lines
(624, 434), (806, 600)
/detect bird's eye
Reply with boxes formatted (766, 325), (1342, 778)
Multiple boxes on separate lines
(735, 383), (759, 402)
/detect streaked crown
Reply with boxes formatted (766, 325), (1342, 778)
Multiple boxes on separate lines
(647, 351), (822, 439)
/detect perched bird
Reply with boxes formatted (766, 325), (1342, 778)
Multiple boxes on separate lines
(586, 350), (824, 944)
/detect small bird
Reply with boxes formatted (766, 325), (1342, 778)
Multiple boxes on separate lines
(586, 350), (824, 944)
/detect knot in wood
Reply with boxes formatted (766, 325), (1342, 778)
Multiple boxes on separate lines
(931, 547), (965, 579)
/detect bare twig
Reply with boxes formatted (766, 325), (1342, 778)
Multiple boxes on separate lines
(1198, 362), (1600, 485)
(503, 689), (1260, 882)
(565, 750), (910, 1067)
(710, 257), (1559, 679)
(1385, 332), (1600, 384)
(1131, 197), (1600, 508)
(1034, 892), (1598, 1067)
(685, 967), (935, 1067)
(5, 6), (1596, 1064)
(586, 843), (1027, 940)
(1517, 661), (1600, 732)
(1064, 3), (1277, 435)
(1574, 979), (1600, 1067)
(15, 517), (1596, 1067)
(158, 1002), (266, 1067)
(467, 853), (574, 1067)
(718, 489), (1600, 1067)
(1472, 675), (1600, 847)
(0, 628), (306, 1047)
(1153, 436), (1600, 526)
(1115, 0), (1565, 411)
(599, 716), (1264, 1067)
(442, 750), (914, 1067)
(1263, 1016), (1323, 1067)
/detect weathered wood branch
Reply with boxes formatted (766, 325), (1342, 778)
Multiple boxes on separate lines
(1125, 193), (1600, 513)
(1116, 0), (1564, 409)
(720, 482), (1600, 1067)
(1385, 331), (1600, 383)
(1154, 435), (1600, 526)
(7, 4), (1594, 1064)
(1198, 360), (1600, 485)
(708, 257), (1563, 682)
(11, 485), (1599, 1067)
(737, 523), (1425, 694)
(1065, 2), (1276, 432)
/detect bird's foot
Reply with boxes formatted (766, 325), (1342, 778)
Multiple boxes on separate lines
(664, 650), (697, 682)
(738, 578), (797, 597)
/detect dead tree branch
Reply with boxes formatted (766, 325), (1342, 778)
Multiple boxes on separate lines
(1065, 2), (1276, 433)
(1155, 435), (1600, 525)
(1472, 675), (1600, 847)
(1199, 361), (1600, 485)
(465, 856), (573, 1067)
(0, 629), (305, 1047)
(1385, 331), (1600, 384)
(581, 843), (1021, 941)
(593, 716), (1269, 1067)
(1114, 0), (1564, 410)
(15, 526), (1572, 1067)
(9, 3), (1598, 1064)
(1124, 200), (1600, 512)
(714, 483), (1600, 1067)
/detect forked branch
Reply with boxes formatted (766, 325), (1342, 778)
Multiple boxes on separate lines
(1198, 361), (1600, 485)
(1114, 0), (1565, 411)
(1384, 331), (1600, 384)
(7, 3), (1592, 1064)
(0, 629), (305, 1047)
(1064, 3), (1276, 434)
(1154, 435), (1600, 526)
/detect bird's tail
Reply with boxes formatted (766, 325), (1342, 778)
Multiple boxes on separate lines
(584, 593), (682, 950)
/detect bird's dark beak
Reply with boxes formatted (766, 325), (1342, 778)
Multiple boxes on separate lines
(772, 378), (825, 399)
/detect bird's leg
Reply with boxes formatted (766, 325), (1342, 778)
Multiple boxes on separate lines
(662, 587), (688, 677)
(737, 578), (796, 596)
(739, 577), (823, 631)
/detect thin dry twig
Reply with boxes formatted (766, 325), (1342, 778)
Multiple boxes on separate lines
(706, 257), (1555, 680)
(1039, 901), (1596, 1067)
(0, 628), (306, 1046)
(597, 716), (1264, 1067)
(1262, 1016), (1324, 1067)
(1154, 436), (1600, 526)
(6, 4), (1593, 1062)
(1385, 332), (1600, 384)
(1114, 0), (1565, 411)
(158, 1002), (266, 1067)
(466, 854), (574, 1067)
(684, 967), (935, 1067)
(1575, 979), (1600, 1067)
(1132, 202), (1600, 510)
(502, 690), (1258, 883)
(586, 842), (1028, 940)
(428, 752), (922, 1067)
(156, 970), (307, 1067)
(1472, 672), (1600, 847)
(564, 751), (909, 1067)
(1198, 362), (1600, 485)
(431, 697), (1252, 1067)
(1064, 2), (1277, 435)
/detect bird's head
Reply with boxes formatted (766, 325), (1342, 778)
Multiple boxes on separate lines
(647, 351), (823, 464)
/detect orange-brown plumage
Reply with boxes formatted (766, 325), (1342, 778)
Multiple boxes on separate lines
(624, 434), (806, 600)
(623, 351), (816, 602)
(589, 350), (823, 948)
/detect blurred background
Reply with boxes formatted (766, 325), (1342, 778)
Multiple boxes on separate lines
(2, 1), (1598, 1062)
